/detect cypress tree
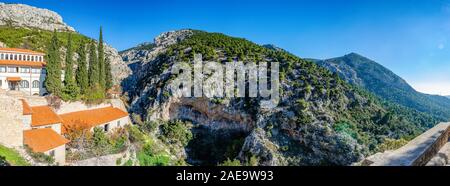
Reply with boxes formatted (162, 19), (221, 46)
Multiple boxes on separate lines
(64, 33), (74, 86)
(62, 33), (79, 100)
(98, 27), (106, 89)
(45, 30), (62, 96)
(88, 41), (99, 87)
(105, 57), (113, 90)
(76, 42), (88, 94)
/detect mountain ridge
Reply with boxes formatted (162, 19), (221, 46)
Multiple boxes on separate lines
(120, 30), (436, 165)
(312, 52), (450, 121)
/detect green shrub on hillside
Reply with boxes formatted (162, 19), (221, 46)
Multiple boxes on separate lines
(0, 145), (29, 166)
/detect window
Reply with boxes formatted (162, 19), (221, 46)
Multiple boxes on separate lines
(5, 54), (8, 60)
(31, 56), (34, 61)
(32, 68), (41, 74)
(19, 55), (22, 61)
(49, 150), (55, 157)
(20, 80), (29, 88)
(20, 67), (30, 73)
(26, 55), (30, 61)
(0, 66), (6, 73)
(0, 54), (3, 60)
(32, 80), (40, 88)
(104, 124), (110, 132)
(14, 54), (17, 60)
(117, 120), (121, 127)
(8, 67), (17, 73)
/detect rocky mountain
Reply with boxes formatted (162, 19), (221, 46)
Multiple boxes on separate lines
(0, 3), (74, 32)
(312, 53), (450, 121)
(121, 30), (437, 166)
(0, 3), (131, 85)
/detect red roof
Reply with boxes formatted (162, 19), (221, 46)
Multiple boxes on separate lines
(60, 106), (129, 134)
(30, 106), (62, 127)
(0, 48), (45, 55)
(0, 60), (46, 67)
(23, 128), (69, 153)
(7, 77), (22, 81)
(20, 99), (33, 115)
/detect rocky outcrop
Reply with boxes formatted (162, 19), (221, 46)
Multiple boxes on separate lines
(0, 3), (75, 32)
(120, 29), (193, 66)
(104, 44), (132, 85)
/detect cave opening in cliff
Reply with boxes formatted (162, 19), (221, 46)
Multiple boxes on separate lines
(185, 126), (248, 166)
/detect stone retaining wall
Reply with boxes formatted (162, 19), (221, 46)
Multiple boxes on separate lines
(364, 122), (450, 166)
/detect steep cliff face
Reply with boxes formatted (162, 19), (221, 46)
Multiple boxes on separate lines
(0, 3), (131, 85)
(121, 30), (432, 165)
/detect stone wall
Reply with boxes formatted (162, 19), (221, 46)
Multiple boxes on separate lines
(56, 99), (127, 115)
(363, 122), (450, 166)
(412, 124), (450, 166)
(0, 95), (24, 148)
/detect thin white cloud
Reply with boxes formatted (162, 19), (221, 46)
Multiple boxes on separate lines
(411, 81), (450, 95)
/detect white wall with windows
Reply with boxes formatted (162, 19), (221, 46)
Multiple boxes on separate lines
(0, 50), (47, 96)
(0, 52), (44, 62)
(0, 66), (47, 95)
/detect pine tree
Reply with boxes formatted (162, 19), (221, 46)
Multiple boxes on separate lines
(62, 33), (79, 100)
(88, 41), (99, 87)
(45, 30), (62, 96)
(76, 42), (88, 94)
(105, 56), (113, 90)
(98, 27), (106, 89)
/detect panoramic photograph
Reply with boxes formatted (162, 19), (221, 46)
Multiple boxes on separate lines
(0, 0), (449, 182)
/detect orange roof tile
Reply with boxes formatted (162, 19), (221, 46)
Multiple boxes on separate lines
(31, 106), (62, 127)
(60, 106), (129, 134)
(0, 60), (46, 67)
(6, 77), (22, 81)
(0, 48), (45, 55)
(20, 99), (33, 115)
(23, 128), (69, 153)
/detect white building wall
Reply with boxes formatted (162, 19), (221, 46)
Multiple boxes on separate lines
(0, 67), (46, 96)
(32, 123), (62, 134)
(90, 116), (130, 133)
(0, 50), (47, 96)
(44, 145), (66, 165)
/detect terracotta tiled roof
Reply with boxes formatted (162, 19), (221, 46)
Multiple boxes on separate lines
(0, 60), (46, 67)
(20, 99), (33, 115)
(60, 106), (129, 134)
(0, 48), (45, 55)
(6, 77), (22, 81)
(23, 128), (69, 153)
(31, 106), (62, 127)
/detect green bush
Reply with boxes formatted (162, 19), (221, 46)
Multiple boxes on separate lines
(160, 120), (193, 146)
(376, 138), (408, 152)
(137, 143), (170, 166)
(219, 159), (242, 166)
(25, 146), (54, 165)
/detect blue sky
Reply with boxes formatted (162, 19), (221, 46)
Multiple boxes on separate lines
(3, 0), (450, 95)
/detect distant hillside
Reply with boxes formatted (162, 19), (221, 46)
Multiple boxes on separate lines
(312, 53), (450, 121)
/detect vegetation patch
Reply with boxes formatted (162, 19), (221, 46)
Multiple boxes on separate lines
(0, 145), (29, 166)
